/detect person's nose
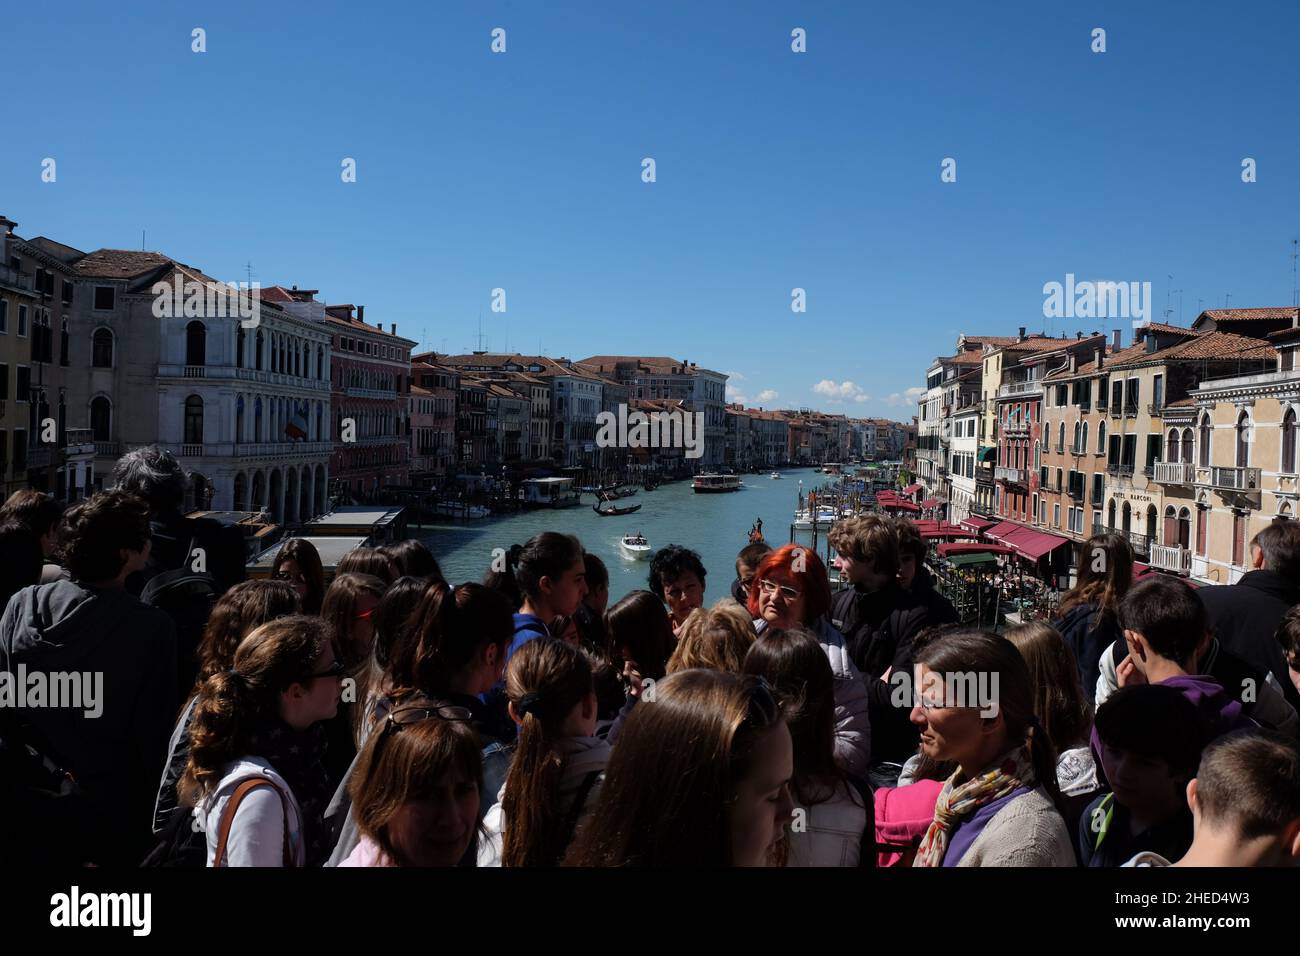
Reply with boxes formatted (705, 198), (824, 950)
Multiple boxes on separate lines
(909, 704), (927, 728)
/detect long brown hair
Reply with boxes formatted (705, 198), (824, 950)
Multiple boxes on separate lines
(336, 547), (399, 585)
(501, 638), (594, 867)
(194, 579), (301, 687)
(321, 572), (386, 667)
(913, 630), (1061, 805)
(385, 582), (513, 701)
(348, 695), (484, 867)
(604, 590), (676, 682)
(1057, 532), (1133, 626)
(1004, 622), (1093, 753)
(179, 615), (336, 803)
(742, 626), (843, 808)
(563, 669), (783, 867)
(272, 538), (326, 614)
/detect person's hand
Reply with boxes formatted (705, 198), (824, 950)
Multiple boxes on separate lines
(1116, 654), (1146, 688)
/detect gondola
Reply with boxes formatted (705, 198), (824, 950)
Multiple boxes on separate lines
(593, 502), (642, 517)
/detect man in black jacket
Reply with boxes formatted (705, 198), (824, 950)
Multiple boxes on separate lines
(827, 515), (931, 779)
(1197, 521), (1300, 714)
(0, 491), (177, 866)
(893, 516), (960, 627)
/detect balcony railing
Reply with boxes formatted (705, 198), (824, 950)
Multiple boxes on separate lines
(1069, 443), (1085, 456)
(1153, 461), (1196, 485)
(1123, 404), (1139, 418)
(94, 441), (120, 457)
(1002, 420), (1030, 436)
(1106, 463), (1135, 477)
(1124, 530), (1152, 556)
(1109, 405), (1122, 418)
(0, 263), (34, 291)
(1147, 403), (1163, 417)
(1205, 466), (1262, 493)
(997, 381), (1043, 399)
(181, 443), (204, 457)
(26, 448), (51, 469)
(183, 365), (206, 378)
(1149, 543), (1192, 574)
(994, 466), (1026, 484)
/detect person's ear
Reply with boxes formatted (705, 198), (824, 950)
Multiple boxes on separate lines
(484, 642), (501, 670)
(1124, 629), (1147, 662)
(506, 700), (523, 727)
(537, 574), (553, 597)
(1283, 817), (1300, 862)
(1186, 777), (1199, 815)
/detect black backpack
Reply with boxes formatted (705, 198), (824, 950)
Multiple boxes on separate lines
(139, 526), (221, 694)
(0, 712), (92, 865)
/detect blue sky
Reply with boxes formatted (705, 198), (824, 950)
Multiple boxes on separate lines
(5, 0), (1298, 418)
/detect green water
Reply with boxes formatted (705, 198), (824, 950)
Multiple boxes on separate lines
(414, 468), (842, 602)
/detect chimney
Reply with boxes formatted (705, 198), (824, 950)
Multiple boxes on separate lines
(390, 323), (397, 335)
(1094, 347), (1103, 369)
(1018, 326), (1026, 341)
(1076, 331), (1083, 340)
(1112, 328), (1122, 350)
(357, 305), (365, 323)
(0, 216), (15, 237)
(1069, 352), (1077, 372)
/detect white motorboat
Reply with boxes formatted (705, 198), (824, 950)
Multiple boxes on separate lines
(793, 507), (838, 530)
(619, 533), (652, 561)
(770, 472), (782, 480)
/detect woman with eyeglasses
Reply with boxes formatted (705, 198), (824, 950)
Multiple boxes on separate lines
(748, 544), (872, 780)
(341, 698), (483, 867)
(564, 669), (796, 866)
(272, 538), (326, 615)
(152, 580), (301, 838)
(480, 638), (610, 867)
(909, 630), (1075, 867)
(181, 615), (344, 866)
(319, 572), (388, 786)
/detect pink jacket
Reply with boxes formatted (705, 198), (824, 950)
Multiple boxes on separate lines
(339, 835), (395, 867)
(874, 780), (943, 867)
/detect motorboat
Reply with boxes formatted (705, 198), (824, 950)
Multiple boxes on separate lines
(793, 507), (838, 530)
(619, 533), (652, 560)
(692, 473), (742, 493)
(770, 472), (782, 480)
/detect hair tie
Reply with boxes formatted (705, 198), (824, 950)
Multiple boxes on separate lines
(516, 691), (543, 716)
(1027, 714), (1044, 734)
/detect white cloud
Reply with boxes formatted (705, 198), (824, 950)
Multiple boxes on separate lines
(725, 370), (746, 381)
(886, 386), (927, 408)
(756, 389), (779, 403)
(813, 380), (869, 404)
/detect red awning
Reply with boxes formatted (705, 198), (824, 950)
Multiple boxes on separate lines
(919, 498), (940, 509)
(938, 541), (1016, 557)
(1001, 527), (1071, 561)
(983, 521), (1021, 540)
(884, 500), (921, 512)
(901, 483), (922, 495)
(960, 516), (996, 532)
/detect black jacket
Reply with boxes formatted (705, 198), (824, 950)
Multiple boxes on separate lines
(1054, 601), (1123, 706)
(1196, 570), (1300, 714)
(126, 513), (248, 599)
(906, 565), (960, 628)
(830, 582), (930, 764)
(0, 579), (177, 865)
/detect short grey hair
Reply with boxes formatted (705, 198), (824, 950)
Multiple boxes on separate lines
(111, 445), (188, 512)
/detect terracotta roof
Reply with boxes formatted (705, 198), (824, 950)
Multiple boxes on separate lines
(1047, 342), (1148, 378)
(1139, 321), (1199, 336)
(1198, 308), (1300, 323)
(72, 249), (174, 279)
(1154, 330), (1276, 362)
(577, 355), (725, 377)
(410, 385), (432, 395)
(1164, 397), (1196, 408)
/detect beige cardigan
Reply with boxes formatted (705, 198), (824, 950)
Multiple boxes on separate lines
(943, 783), (1076, 867)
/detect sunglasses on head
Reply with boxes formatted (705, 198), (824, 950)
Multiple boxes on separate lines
(307, 658), (346, 680)
(381, 703), (474, 736)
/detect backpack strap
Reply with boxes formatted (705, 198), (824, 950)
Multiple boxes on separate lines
(560, 770), (602, 854)
(214, 776), (293, 867)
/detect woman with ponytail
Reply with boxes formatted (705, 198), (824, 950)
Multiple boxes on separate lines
(324, 581), (515, 865)
(479, 638), (610, 867)
(152, 580), (301, 836)
(909, 630), (1075, 867)
(319, 572), (387, 786)
(180, 615), (344, 866)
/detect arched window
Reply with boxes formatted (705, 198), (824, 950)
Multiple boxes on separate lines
(1284, 408), (1297, 473)
(1236, 411), (1251, 467)
(1058, 421), (1065, 452)
(236, 395), (245, 444)
(184, 395), (204, 444)
(1097, 419), (1106, 453)
(60, 319), (69, 366)
(1166, 428), (1180, 463)
(90, 396), (111, 441)
(185, 321), (206, 366)
(1199, 413), (1211, 467)
(1177, 507), (1191, 549)
(1181, 428), (1194, 464)
(1081, 422), (1089, 455)
(1072, 421), (1081, 451)
(92, 328), (114, 368)
(256, 330), (264, 371)
(1163, 506), (1178, 545)
(236, 327), (245, 368)
(255, 397), (263, 440)
(316, 346), (323, 379)
(1122, 501), (1132, 533)
(1107, 498), (1116, 529)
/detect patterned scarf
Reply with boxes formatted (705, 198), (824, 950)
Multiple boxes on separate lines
(248, 717), (335, 867)
(912, 746), (1035, 868)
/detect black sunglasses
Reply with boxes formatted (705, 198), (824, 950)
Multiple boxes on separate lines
(307, 658), (346, 680)
(383, 703), (473, 735)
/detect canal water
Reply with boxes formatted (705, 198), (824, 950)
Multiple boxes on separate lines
(414, 467), (842, 602)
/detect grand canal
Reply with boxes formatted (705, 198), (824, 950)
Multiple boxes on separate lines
(415, 468), (841, 599)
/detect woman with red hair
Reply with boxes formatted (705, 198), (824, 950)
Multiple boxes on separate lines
(749, 545), (872, 779)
